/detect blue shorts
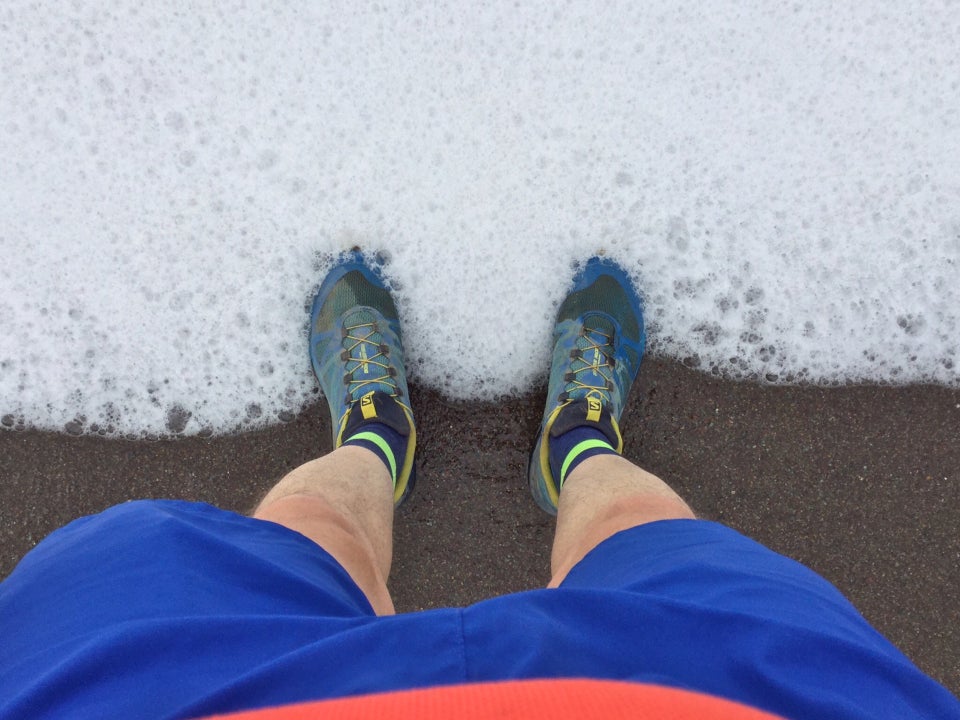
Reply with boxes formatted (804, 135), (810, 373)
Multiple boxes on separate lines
(0, 500), (956, 719)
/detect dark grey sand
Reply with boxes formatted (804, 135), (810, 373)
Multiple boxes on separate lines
(1, 359), (958, 696)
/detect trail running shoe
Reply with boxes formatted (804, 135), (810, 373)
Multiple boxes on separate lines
(528, 256), (646, 514)
(309, 251), (417, 505)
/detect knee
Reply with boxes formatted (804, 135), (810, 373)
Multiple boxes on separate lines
(255, 493), (361, 541)
(596, 493), (696, 528)
(550, 493), (695, 587)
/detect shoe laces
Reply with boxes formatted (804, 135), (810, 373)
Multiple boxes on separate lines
(560, 317), (616, 404)
(340, 309), (400, 404)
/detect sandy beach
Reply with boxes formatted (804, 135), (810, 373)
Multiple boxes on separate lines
(1, 358), (957, 696)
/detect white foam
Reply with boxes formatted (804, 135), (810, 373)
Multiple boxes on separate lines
(1, 1), (958, 436)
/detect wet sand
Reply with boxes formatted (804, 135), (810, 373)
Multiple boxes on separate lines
(1, 358), (957, 696)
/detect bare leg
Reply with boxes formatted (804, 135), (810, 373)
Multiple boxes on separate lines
(549, 454), (695, 587)
(253, 445), (396, 616)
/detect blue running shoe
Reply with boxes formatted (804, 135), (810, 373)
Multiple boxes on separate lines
(309, 251), (417, 505)
(528, 257), (646, 514)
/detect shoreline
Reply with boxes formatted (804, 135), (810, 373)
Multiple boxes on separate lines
(2, 358), (957, 695)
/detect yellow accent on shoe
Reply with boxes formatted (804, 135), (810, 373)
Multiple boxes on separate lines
(538, 403), (567, 510)
(586, 397), (602, 422)
(392, 406), (417, 505)
(360, 391), (378, 420)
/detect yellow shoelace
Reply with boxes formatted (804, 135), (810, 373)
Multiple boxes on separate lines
(341, 317), (398, 401)
(563, 326), (615, 403)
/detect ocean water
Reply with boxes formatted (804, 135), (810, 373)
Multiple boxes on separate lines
(1, 1), (958, 437)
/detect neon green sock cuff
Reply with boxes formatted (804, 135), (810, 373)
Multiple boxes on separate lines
(559, 438), (616, 487)
(343, 429), (398, 487)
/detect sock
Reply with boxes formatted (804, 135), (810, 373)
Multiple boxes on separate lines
(343, 422), (407, 487)
(340, 392), (410, 487)
(547, 398), (621, 488)
(548, 424), (617, 488)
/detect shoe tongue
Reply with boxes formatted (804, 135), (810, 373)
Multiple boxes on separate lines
(549, 398), (620, 447)
(343, 391), (411, 438)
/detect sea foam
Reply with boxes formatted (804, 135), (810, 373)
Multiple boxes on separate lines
(1, 1), (958, 437)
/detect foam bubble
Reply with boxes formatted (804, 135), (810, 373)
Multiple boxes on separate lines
(0, 1), (958, 437)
